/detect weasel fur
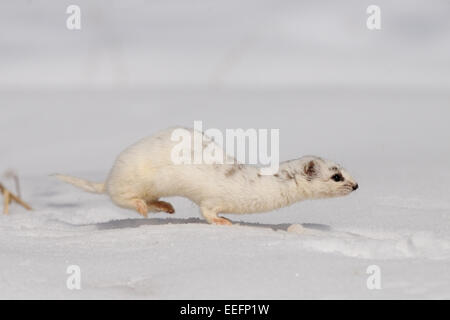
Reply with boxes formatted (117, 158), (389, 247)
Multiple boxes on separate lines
(54, 128), (358, 225)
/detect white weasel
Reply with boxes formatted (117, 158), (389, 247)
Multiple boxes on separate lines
(54, 127), (358, 225)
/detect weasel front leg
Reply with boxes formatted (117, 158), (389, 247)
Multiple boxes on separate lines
(201, 207), (232, 226)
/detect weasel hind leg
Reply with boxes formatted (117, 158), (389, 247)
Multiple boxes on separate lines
(111, 195), (175, 217)
(147, 200), (175, 214)
(201, 207), (232, 226)
(110, 197), (150, 218)
(133, 199), (149, 218)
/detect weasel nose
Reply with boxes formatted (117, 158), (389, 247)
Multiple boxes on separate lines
(352, 184), (359, 191)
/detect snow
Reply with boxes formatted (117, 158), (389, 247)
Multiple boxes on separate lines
(1, 90), (450, 299)
(1, 0), (450, 299)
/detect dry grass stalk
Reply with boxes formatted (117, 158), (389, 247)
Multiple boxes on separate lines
(0, 183), (32, 215)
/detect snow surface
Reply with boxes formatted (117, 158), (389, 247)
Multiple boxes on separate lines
(1, 0), (450, 299)
(1, 90), (450, 299)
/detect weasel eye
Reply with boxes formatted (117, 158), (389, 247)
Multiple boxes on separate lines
(331, 174), (343, 182)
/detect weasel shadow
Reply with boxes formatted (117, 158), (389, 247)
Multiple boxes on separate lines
(46, 202), (81, 209)
(94, 217), (332, 232)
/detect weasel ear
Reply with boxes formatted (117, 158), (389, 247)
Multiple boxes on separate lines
(303, 160), (318, 179)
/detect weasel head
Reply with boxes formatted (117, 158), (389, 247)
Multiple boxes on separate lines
(291, 156), (359, 199)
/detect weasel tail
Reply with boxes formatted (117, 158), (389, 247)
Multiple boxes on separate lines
(53, 174), (105, 194)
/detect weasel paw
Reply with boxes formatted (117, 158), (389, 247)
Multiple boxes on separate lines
(148, 201), (175, 214)
(211, 217), (232, 226)
(158, 201), (175, 214)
